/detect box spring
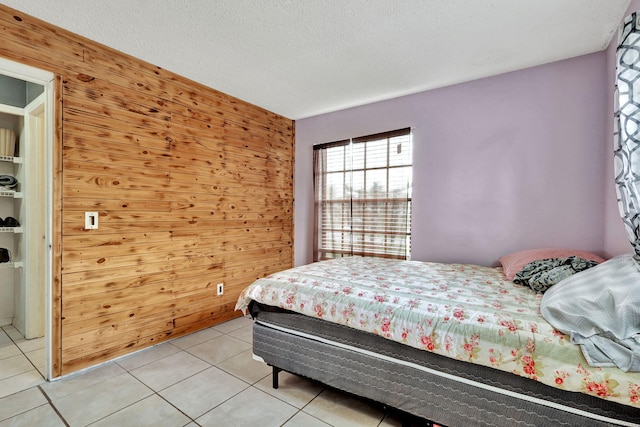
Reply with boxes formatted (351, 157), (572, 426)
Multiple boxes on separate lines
(250, 302), (640, 427)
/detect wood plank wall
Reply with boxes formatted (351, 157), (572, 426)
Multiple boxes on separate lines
(0, 5), (294, 377)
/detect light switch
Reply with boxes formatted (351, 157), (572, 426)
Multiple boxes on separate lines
(85, 212), (98, 229)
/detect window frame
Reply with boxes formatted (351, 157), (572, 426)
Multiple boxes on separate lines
(313, 128), (412, 261)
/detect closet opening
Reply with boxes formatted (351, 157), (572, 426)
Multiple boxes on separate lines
(0, 58), (54, 380)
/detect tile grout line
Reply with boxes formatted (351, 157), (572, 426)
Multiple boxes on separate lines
(177, 321), (310, 425)
(107, 323), (256, 425)
(154, 390), (199, 425)
(86, 371), (194, 427)
(37, 385), (70, 427)
(1, 325), (45, 378)
(3, 317), (332, 425)
(208, 322), (330, 425)
(161, 325), (259, 424)
(124, 353), (211, 425)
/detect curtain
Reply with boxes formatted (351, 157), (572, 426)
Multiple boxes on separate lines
(539, 12), (640, 373)
(615, 12), (640, 262)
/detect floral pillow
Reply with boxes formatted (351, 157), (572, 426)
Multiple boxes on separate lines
(512, 256), (600, 293)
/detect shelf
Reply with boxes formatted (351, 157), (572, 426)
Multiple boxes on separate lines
(0, 104), (24, 117)
(0, 190), (21, 198)
(0, 156), (21, 164)
(0, 261), (22, 269)
(0, 227), (22, 233)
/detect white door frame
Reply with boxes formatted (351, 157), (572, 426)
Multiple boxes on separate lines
(24, 93), (46, 340)
(0, 58), (54, 380)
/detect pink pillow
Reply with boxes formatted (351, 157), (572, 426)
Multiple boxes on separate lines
(499, 248), (606, 280)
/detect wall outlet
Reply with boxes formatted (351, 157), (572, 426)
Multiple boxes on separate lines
(217, 283), (224, 295)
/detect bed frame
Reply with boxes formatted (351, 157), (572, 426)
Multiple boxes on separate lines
(250, 303), (640, 427)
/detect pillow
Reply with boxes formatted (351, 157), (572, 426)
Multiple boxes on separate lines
(512, 256), (600, 293)
(499, 248), (605, 280)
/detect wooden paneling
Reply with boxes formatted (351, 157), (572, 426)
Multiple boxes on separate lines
(0, 5), (294, 376)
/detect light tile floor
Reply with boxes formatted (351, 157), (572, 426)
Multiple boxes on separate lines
(0, 317), (432, 427)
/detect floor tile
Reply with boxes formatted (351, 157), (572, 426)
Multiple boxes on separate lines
(216, 350), (271, 384)
(283, 411), (331, 427)
(211, 316), (253, 334)
(16, 337), (44, 353)
(0, 387), (47, 421)
(303, 388), (386, 427)
(170, 327), (222, 350)
(25, 348), (45, 371)
(89, 394), (190, 427)
(0, 403), (65, 427)
(0, 331), (20, 360)
(116, 342), (181, 372)
(159, 366), (248, 419)
(52, 372), (152, 426)
(130, 350), (210, 391)
(196, 386), (297, 427)
(0, 316), (422, 427)
(41, 362), (126, 400)
(2, 326), (23, 342)
(255, 371), (324, 409)
(228, 324), (252, 343)
(186, 335), (251, 365)
(0, 354), (33, 381)
(0, 342), (21, 360)
(0, 370), (45, 399)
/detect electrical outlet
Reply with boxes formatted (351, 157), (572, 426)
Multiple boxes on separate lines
(217, 283), (224, 295)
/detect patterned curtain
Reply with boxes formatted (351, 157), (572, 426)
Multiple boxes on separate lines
(538, 16), (640, 372)
(615, 12), (640, 262)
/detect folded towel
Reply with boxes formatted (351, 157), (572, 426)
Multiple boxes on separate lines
(0, 175), (17, 189)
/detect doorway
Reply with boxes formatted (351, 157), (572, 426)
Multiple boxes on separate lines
(0, 58), (54, 380)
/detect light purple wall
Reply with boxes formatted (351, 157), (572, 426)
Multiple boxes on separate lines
(295, 53), (609, 267)
(603, 1), (640, 258)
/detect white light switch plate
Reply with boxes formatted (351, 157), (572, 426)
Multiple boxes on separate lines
(85, 212), (98, 229)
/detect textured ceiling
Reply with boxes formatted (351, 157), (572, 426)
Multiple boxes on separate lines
(0, 0), (631, 119)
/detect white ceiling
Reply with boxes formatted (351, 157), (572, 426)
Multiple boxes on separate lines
(0, 0), (631, 119)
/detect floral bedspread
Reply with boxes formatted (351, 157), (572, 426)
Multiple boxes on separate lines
(236, 257), (640, 408)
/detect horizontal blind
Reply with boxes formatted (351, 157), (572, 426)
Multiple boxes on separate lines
(313, 128), (412, 261)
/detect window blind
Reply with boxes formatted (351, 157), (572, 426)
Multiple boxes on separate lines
(313, 128), (412, 261)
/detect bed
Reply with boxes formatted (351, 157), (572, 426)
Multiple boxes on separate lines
(235, 254), (640, 426)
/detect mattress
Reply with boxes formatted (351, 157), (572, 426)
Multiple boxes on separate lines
(237, 256), (640, 408)
(251, 303), (640, 426)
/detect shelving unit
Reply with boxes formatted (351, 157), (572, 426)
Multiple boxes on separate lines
(0, 109), (23, 329)
(0, 87), (49, 341)
(0, 57), (54, 379)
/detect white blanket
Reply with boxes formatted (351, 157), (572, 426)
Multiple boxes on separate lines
(541, 254), (640, 371)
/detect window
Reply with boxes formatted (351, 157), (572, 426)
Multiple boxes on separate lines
(313, 128), (412, 261)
